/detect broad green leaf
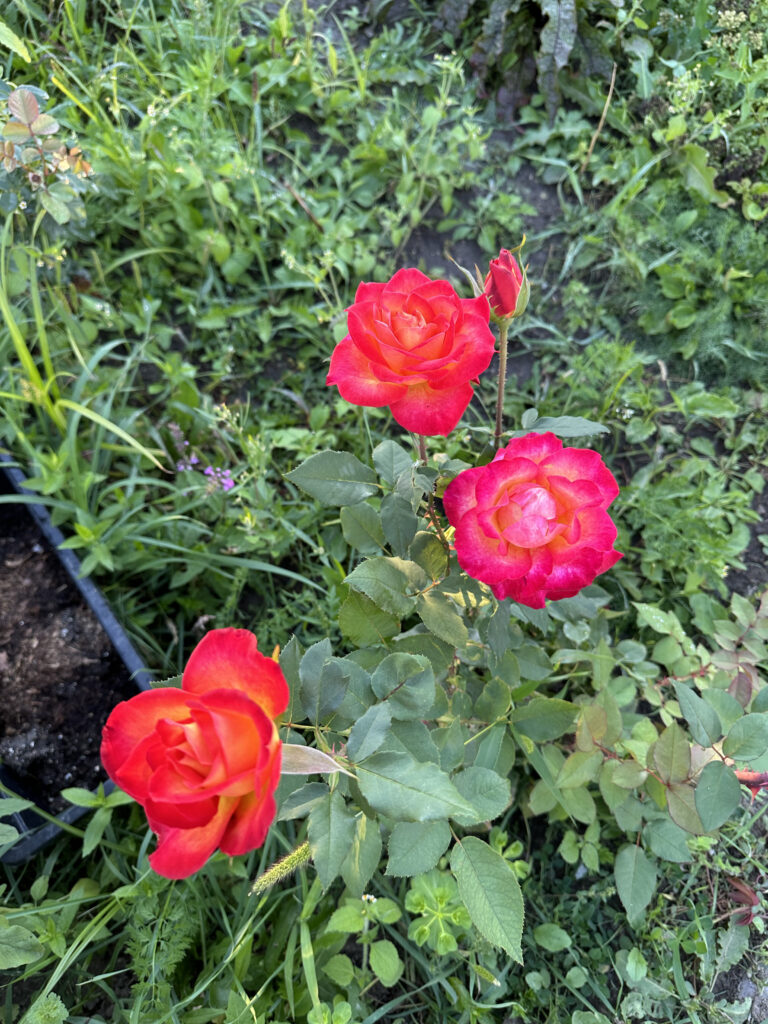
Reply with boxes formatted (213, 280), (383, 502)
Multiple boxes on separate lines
(393, 631), (455, 677)
(614, 845), (657, 923)
(533, 923), (572, 952)
(0, 797), (33, 817)
(410, 531), (449, 580)
(370, 653), (435, 720)
(450, 837), (524, 962)
(0, 924), (44, 969)
(558, 785), (596, 825)
(326, 901), (365, 933)
(451, 767), (511, 826)
(355, 752), (477, 822)
(653, 722), (690, 784)
(667, 782), (704, 834)
(674, 682), (722, 747)
(277, 782), (328, 822)
(383, 719), (440, 765)
(513, 698), (577, 740)
(556, 750), (602, 789)
(346, 703), (392, 762)
(340, 814), (381, 896)
(677, 143), (730, 204)
(625, 35), (653, 98)
(695, 761), (741, 831)
(345, 556), (428, 617)
(634, 603), (685, 639)
(308, 790), (357, 890)
(373, 439), (412, 484)
(473, 724), (514, 770)
(716, 923), (750, 974)
(61, 786), (101, 808)
(381, 492), (418, 556)
(516, 643), (553, 680)
(299, 639), (348, 722)
(416, 590), (468, 647)
(279, 634), (302, 724)
(723, 714), (768, 762)
(643, 817), (691, 863)
(39, 190), (70, 224)
(322, 954), (354, 987)
(0, 823), (18, 845)
(524, 415), (608, 438)
(702, 689), (744, 732)
(386, 820), (451, 876)
(286, 450), (377, 506)
(340, 502), (385, 553)
(338, 590), (399, 646)
(369, 940), (404, 987)
(473, 677), (511, 722)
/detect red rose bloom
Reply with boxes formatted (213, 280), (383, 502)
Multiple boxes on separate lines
(443, 432), (622, 608)
(326, 268), (495, 436)
(101, 629), (289, 878)
(484, 249), (528, 320)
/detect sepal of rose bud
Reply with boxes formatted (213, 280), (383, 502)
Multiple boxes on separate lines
(447, 255), (486, 298)
(484, 244), (530, 322)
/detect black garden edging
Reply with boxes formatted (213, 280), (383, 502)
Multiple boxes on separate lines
(0, 455), (153, 864)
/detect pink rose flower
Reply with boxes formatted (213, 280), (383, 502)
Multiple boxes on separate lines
(326, 268), (495, 436)
(443, 432), (622, 608)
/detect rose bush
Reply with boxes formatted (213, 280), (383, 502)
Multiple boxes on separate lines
(484, 248), (528, 320)
(443, 432), (622, 608)
(326, 267), (495, 435)
(101, 628), (289, 878)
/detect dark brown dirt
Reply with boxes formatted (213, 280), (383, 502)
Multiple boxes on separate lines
(0, 488), (139, 814)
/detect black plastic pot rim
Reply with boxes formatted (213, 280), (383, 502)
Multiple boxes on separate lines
(0, 453), (153, 865)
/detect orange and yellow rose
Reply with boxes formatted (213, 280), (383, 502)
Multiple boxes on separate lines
(101, 629), (288, 878)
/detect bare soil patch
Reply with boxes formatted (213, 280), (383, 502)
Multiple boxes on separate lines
(0, 473), (139, 814)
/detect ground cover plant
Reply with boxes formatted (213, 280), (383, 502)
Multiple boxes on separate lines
(1, 0), (767, 1022)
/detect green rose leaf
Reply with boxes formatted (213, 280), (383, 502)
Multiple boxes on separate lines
(723, 714), (768, 762)
(450, 837), (524, 962)
(673, 682), (722, 747)
(345, 556), (428, 617)
(355, 752), (478, 822)
(370, 653), (435, 720)
(346, 703), (393, 762)
(286, 450), (378, 506)
(386, 820), (451, 876)
(513, 698), (578, 741)
(614, 844), (657, 923)
(308, 790), (357, 890)
(695, 761), (741, 831)
(652, 722), (691, 784)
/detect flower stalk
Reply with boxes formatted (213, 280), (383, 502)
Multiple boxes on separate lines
(494, 319), (510, 445)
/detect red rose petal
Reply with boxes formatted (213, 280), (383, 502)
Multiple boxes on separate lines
(182, 628), (289, 718)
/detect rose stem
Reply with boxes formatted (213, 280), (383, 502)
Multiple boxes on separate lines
(494, 319), (510, 445)
(418, 434), (428, 466)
